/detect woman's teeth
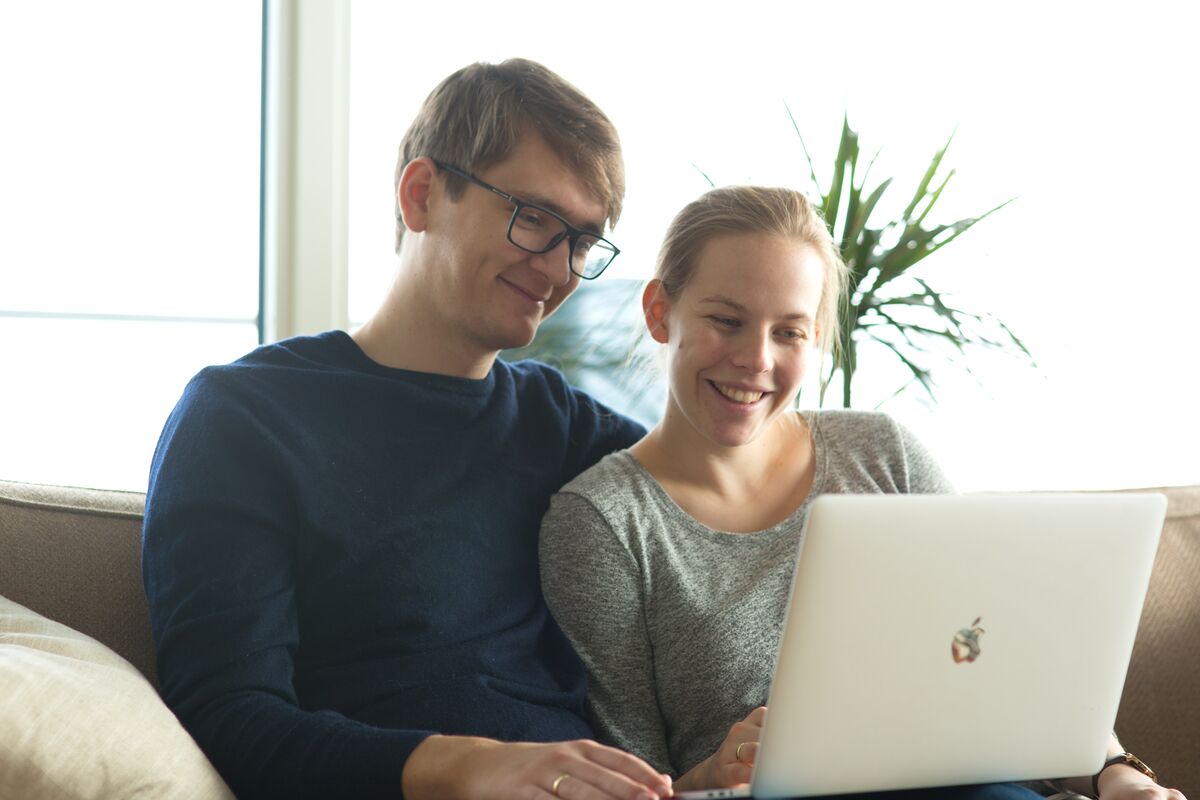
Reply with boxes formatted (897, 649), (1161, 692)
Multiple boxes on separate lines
(714, 383), (764, 404)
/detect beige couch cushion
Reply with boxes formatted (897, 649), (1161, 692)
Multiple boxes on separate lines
(1115, 484), (1200, 796)
(0, 593), (233, 800)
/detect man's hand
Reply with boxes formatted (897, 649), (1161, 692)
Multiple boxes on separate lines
(673, 706), (766, 793)
(402, 735), (674, 800)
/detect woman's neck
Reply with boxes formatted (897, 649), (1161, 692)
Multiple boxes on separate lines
(631, 412), (815, 532)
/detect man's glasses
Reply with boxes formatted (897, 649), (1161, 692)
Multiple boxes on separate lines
(434, 161), (620, 280)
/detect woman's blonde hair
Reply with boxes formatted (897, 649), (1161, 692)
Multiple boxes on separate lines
(653, 186), (849, 360)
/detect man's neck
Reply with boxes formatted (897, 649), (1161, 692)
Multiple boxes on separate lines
(352, 277), (497, 380)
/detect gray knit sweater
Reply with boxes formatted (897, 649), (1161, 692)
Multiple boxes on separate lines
(538, 410), (954, 777)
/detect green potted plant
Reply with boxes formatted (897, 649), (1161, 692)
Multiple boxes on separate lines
(784, 110), (1033, 407)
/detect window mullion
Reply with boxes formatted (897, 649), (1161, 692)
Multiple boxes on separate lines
(262, 0), (351, 343)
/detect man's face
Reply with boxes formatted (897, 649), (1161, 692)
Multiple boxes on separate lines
(422, 132), (609, 356)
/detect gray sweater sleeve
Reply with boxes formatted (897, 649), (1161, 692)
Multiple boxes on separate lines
(539, 492), (676, 775)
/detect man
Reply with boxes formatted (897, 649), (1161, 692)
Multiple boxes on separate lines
(143, 59), (673, 800)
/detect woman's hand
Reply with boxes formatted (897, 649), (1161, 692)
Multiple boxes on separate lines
(674, 706), (766, 792)
(402, 735), (675, 800)
(1098, 766), (1188, 800)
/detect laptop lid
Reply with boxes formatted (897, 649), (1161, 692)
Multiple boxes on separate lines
(743, 492), (1165, 799)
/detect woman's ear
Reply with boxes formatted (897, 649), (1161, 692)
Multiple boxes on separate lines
(397, 157), (437, 234)
(642, 280), (671, 344)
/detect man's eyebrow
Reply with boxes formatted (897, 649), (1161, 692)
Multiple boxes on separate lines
(699, 295), (813, 321)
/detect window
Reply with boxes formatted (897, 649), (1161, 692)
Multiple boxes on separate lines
(4, 3), (1196, 494)
(0, 3), (262, 491)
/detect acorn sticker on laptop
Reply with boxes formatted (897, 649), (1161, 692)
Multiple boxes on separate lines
(952, 617), (985, 663)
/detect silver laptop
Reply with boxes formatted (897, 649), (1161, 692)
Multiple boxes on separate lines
(679, 492), (1165, 799)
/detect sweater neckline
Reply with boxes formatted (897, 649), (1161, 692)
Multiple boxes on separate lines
(616, 410), (830, 542)
(323, 330), (498, 397)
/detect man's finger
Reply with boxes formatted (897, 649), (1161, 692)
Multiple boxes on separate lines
(582, 742), (672, 788)
(553, 759), (665, 800)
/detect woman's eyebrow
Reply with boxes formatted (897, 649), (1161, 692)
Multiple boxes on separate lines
(699, 295), (813, 322)
(699, 295), (746, 311)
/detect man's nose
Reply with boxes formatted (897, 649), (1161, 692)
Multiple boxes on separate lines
(530, 237), (574, 286)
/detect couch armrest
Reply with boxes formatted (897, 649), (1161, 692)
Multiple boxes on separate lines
(0, 479), (155, 685)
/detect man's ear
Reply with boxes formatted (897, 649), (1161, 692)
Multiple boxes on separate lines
(642, 280), (670, 344)
(397, 157), (438, 234)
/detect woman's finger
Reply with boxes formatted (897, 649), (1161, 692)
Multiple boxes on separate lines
(731, 741), (758, 766)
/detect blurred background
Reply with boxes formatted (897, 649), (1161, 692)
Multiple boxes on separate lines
(1, 0), (1196, 492)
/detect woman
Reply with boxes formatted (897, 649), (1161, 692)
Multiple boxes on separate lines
(539, 186), (1178, 800)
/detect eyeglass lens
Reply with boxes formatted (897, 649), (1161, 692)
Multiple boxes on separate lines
(509, 204), (616, 279)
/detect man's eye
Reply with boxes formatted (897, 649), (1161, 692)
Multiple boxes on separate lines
(516, 209), (547, 229)
(576, 238), (595, 254)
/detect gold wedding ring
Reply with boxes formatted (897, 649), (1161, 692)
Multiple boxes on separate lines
(552, 773), (570, 796)
(735, 741), (748, 762)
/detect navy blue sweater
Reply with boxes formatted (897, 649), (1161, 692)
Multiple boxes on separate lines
(142, 331), (645, 799)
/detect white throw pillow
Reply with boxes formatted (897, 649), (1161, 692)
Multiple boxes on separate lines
(0, 594), (233, 800)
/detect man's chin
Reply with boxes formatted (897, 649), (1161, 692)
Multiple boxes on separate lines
(486, 323), (540, 354)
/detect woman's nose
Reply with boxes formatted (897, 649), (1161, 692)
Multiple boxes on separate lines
(732, 332), (771, 373)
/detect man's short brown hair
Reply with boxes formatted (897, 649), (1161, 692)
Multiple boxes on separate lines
(395, 58), (625, 252)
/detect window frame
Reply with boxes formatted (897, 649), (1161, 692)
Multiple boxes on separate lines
(262, 0), (353, 342)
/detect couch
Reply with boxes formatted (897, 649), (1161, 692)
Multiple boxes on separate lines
(1, 479), (1197, 799)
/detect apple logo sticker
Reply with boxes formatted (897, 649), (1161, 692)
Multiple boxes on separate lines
(952, 617), (985, 663)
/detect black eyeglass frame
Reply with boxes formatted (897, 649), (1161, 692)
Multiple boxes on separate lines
(432, 160), (620, 280)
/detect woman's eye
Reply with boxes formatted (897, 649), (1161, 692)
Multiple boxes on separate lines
(778, 328), (808, 342)
(710, 316), (738, 328)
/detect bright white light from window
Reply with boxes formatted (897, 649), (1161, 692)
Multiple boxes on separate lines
(349, 1), (1199, 492)
(0, 2), (261, 491)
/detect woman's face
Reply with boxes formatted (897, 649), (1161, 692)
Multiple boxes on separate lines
(652, 232), (826, 451)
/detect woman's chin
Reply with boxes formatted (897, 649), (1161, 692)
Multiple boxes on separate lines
(701, 420), (764, 450)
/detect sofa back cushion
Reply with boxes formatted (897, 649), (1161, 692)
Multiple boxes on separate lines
(0, 479), (155, 684)
(1116, 484), (1200, 796)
